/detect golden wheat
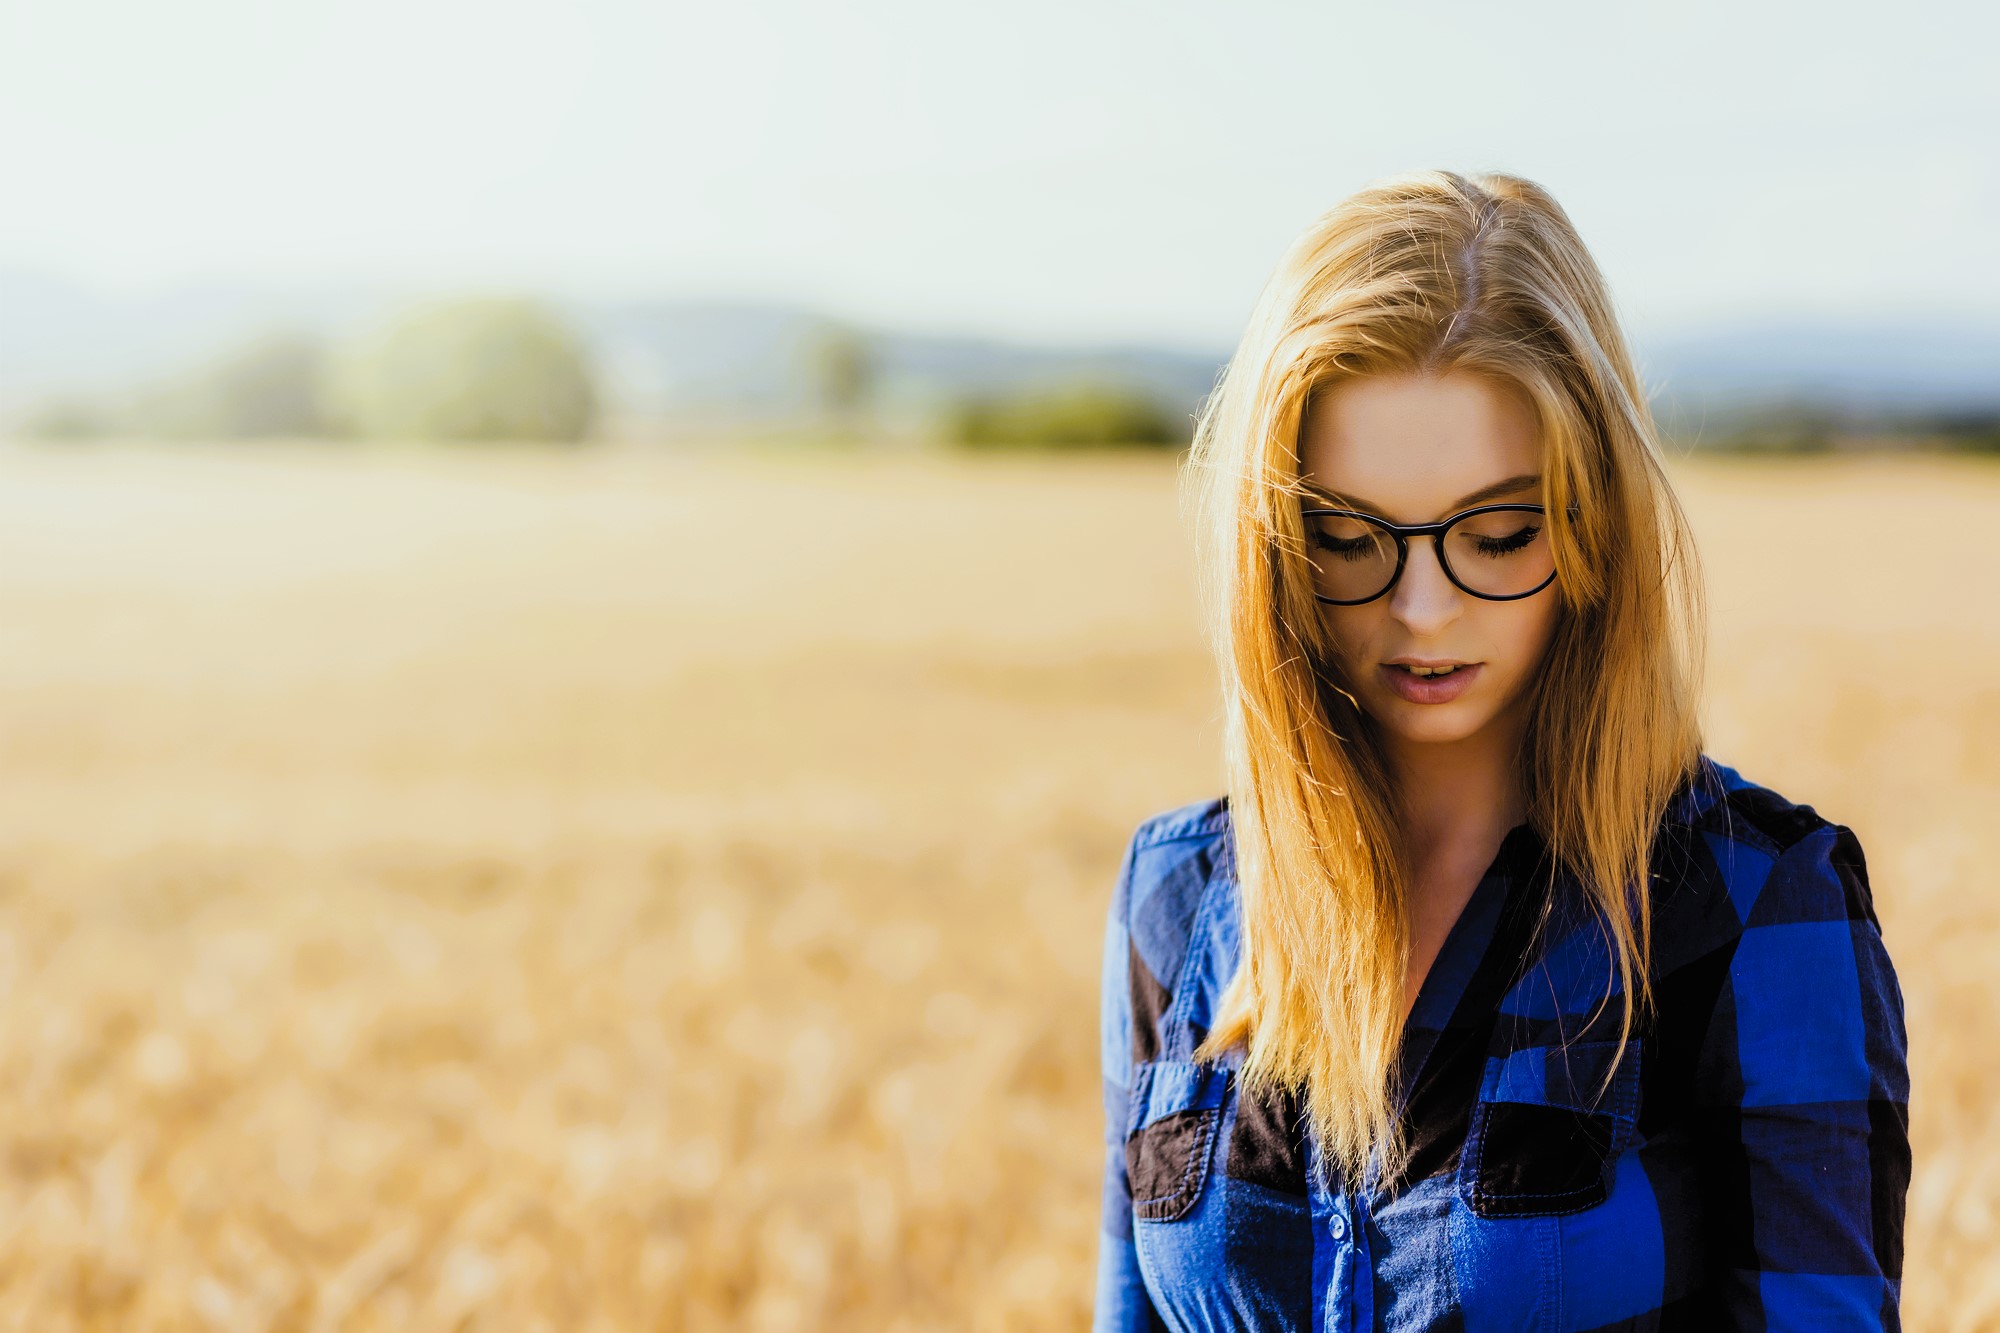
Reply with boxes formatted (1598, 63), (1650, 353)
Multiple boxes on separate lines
(0, 440), (1987, 1330)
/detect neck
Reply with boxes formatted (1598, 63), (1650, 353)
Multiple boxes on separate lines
(1382, 709), (1531, 863)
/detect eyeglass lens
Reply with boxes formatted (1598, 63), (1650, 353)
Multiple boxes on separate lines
(1304, 508), (1553, 603)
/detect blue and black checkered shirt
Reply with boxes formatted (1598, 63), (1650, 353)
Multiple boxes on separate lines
(1095, 754), (1911, 1331)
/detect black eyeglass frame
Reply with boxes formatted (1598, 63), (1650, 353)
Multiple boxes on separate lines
(1300, 501), (1574, 606)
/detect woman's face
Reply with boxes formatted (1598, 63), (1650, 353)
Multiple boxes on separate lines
(1296, 369), (1562, 753)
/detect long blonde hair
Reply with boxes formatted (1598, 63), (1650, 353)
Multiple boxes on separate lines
(1185, 170), (1706, 1188)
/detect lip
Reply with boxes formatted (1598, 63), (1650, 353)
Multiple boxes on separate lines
(1379, 661), (1482, 704)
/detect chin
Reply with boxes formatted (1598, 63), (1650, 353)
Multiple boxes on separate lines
(1390, 721), (1488, 747)
(1374, 697), (1494, 744)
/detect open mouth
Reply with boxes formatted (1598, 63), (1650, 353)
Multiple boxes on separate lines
(1379, 661), (1483, 702)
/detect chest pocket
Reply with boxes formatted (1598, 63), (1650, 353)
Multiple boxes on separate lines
(1125, 1058), (1232, 1222)
(1457, 1037), (1642, 1219)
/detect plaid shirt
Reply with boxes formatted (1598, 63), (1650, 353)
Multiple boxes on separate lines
(1095, 754), (1911, 1331)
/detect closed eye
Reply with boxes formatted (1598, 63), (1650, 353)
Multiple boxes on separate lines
(1312, 531), (1379, 563)
(1470, 524), (1540, 557)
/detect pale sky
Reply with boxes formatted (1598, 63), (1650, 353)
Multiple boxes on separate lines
(1, 0), (1992, 350)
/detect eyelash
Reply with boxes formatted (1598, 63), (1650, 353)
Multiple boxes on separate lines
(1314, 534), (1378, 563)
(1310, 524), (1542, 561)
(1472, 525), (1539, 557)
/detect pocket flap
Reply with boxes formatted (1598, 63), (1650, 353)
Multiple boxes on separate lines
(1484, 1038), (1640, 1120)
(1458, 1037), (1644, 1219)
(1132, 1058), (1229, 1132)
(1125, 1058), (1232, 1222)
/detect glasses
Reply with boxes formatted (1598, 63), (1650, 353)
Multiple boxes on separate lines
(1300, 502), (1568, 605)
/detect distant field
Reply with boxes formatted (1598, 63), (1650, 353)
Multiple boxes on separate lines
(0, 441), (1990, 1331)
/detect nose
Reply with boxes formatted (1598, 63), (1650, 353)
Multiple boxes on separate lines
(1386, 535), (1462, 633)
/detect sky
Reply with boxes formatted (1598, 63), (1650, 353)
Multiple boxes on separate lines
(0, 0), (1993, 351)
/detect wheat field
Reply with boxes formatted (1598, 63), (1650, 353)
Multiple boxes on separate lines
(0, 440), (1989, 1330)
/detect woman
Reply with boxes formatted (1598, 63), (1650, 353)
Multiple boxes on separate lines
(1094, 171), (1911, 1331)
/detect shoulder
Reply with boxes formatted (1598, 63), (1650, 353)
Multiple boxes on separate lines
(1653, 758), (1910, 1124)
(1117, 795), (1233, 918)
(1127, 794), (1233, 853)
(1108, 796), (1235, 1023)
(1646, 753), (1889, 991)
(1116, 792), (1232, 926)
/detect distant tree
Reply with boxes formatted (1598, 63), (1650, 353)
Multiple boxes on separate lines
(799, 321), (875, 422)
(18, 331), (329, 442)
(135, 331), (329, 439)
(1707, 404), (1838, 454)
(947, 380), (1183, 450)
(20, 397), (114, 441)
(326, 297), (597, 442)
(1919, 410), (2000, 453)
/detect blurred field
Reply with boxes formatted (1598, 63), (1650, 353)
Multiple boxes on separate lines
(0, 440), (1990, 1331)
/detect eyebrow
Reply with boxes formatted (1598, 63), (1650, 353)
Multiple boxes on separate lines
(1300, 472), (1542, 519)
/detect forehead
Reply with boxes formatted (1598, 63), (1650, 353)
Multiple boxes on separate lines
(1297, 371), (1542, 521)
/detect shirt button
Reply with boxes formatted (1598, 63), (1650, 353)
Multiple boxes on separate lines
(1329, 1213), (1347, 1241)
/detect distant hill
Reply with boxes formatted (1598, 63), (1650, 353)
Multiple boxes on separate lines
(1641, 318), (2000, 441)
(0, 270), (390, 409)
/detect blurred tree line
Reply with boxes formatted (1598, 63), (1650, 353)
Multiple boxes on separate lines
(796, 320), (1185, 450)
(28, 297), (598, 444)
(1695, 402), (2000, 454)
(947, 380), (1181, 449)
(22, 298), (1193, 451)
(15, 296), (1996, 456)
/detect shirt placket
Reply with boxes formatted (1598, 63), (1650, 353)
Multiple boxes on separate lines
(1307, 828), (1533, 1333)
(1306, 1137), (1377, 1333)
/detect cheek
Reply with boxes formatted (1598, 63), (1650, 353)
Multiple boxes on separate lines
(1319, 606), (1381, 665)
(1489, 598), (1563, 673)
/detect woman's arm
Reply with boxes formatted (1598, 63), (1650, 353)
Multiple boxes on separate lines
(1696, 821), (1912, 1329)
(1093, 830), (1166, 1332)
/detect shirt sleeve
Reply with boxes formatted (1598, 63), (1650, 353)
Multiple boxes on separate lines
(1696, 821), (1912, 1329)
(1093, 828), (1167, 1332)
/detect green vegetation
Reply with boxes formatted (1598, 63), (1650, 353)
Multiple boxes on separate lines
(1691, 405), (2000, 455)
(20, 397), (117, 441)
(141, 332), (329, 439)
(23, 332), (328, 442)
(1703, 408), (1838, 454)
(1923, 414), (2000, 452)
(22, 298), (598, 446)
(946, 380), (1184, 450)
(799, 320), (875, 420)
(788, 319), (879, 447)
(326, 298), (597, 443)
